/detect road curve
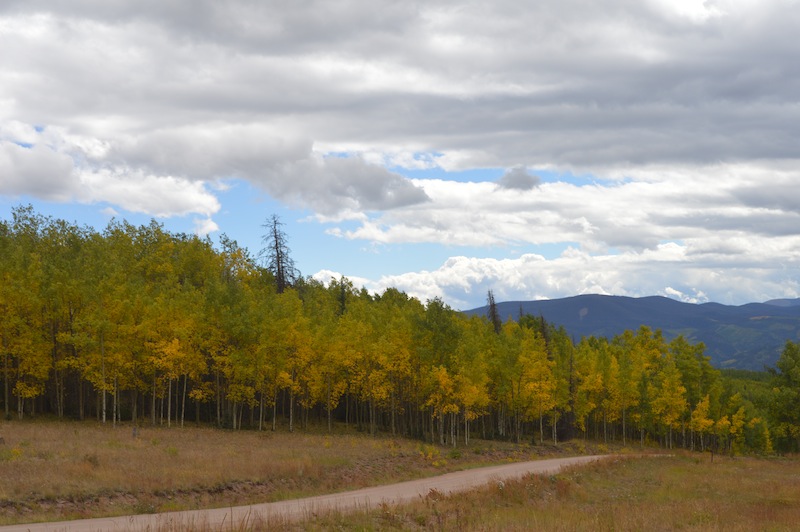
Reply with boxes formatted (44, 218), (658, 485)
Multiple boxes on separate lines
(1, 454), (609, 532)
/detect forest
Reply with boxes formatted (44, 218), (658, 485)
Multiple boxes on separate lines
(2, 205), (799, 453)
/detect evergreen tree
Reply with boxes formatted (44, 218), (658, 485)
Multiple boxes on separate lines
(260, 215), (298, 294)
(486, 289), (502, 334)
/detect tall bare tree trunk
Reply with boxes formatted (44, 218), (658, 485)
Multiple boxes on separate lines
(326, 378), (332, 433)
(167, 378), (172, 428)
(272, 391), (278, 431)
(100, 331), (106, 424)
(289, 389), (294, 433)
(181, 375), (187, 428)
(3, 350), (9, 421)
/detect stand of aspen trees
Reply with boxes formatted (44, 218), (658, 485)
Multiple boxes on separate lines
(2, 206), (798, 453)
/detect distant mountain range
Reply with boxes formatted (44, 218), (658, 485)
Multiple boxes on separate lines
(464, 295), (800, 370)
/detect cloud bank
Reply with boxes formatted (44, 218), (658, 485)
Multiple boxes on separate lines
(3, 0), (800, 304)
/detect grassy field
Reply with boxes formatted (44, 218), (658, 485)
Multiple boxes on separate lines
(2, 420), (799, 530)
(300, 452), (800, 531)
(0, 419), (567, 526)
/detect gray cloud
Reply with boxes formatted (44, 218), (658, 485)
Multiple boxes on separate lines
(4, 0), (799, 173)
(496, 167), (541, 191)
(265, 156), (431, 216)
(3, 0), (800, 306)
(106, 126), (430, 216)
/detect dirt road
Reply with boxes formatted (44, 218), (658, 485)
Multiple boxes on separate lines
(1, 454), (608, 531)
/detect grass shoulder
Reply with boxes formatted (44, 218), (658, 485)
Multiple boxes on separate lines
(298, 450), (800, 531)
(0, 418), (603, 526)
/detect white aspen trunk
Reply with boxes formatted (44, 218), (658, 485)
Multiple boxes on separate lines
(112, 376), (118, 428)
(181, 374), (187, 428)
(289, 390), (294, 433)
(100, 332), (106, 424)
(258, 392), (264, 432)
(3, 350), (9, 421)
(272, 391), (278, 431)
(539, 404), (544, 445)
(151, 373), (156, 426)
(167, 378), (172, 428)
(622, 407), (627, 446)
(391, 391), (396, 436)
(326, 378), (332, 433)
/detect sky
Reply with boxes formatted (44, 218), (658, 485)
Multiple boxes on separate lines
(1, 0), (799, 311)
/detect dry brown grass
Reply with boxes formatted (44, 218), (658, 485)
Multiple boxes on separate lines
(8, 420), (792, 531)
(300, 452), (800, 531)
(0, 419), (561, 526)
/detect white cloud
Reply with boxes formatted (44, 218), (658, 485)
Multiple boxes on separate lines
(661, 286), (709, 304)
(327, 163), (792, 252)
(3, 1), (800, 308)
(77, 169), (220, 218)
(0, 124), (222, 220)
(349, 241), (799, 310)
(193, 217), (219, 236)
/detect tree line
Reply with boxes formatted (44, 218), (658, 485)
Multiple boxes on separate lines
(1, 205), (798, 453)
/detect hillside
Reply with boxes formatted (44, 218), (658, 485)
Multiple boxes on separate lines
(464, 295), (800, 370)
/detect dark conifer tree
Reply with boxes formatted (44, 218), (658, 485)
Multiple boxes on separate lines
(487, 289), (502, 334)
(260, 214), (298, 294)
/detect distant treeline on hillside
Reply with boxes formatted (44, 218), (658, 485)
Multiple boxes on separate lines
(465, 295), (800, 370)
(2, 206), (800, 453)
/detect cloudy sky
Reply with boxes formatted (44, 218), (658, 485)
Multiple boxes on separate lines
(2, 0), (799, 310)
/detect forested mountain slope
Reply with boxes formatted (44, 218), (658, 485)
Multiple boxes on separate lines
(465, 295), (800, 370)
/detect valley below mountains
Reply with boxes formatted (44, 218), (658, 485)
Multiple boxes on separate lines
(465, 295), (800, 371)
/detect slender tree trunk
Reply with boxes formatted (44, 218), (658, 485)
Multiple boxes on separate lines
(78, 375), (84, 421)
(326, 378), (332, 433)
(100, 331), (106, 424)
(181, 375), (187, 428)
(622, 407), (627, 446)
(167, 378), (172, 428)
(272, 391), (278, 431)
(374, 400), (378, 435)
(289, 389), (294, 433)
(131, 389), (138, 423)
(112, 375), (118, 428)
(539, 404), (544, 445)
(498, 404), (505, 438)
(151, 373), (157, 426)
(3, 350), (9, 421)
(259, 391), (264, 432)
(390, 390), (396, 436)
(215, 370), (221, 427)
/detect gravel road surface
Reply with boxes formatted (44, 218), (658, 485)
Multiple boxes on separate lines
(1, 454), (609, 531)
